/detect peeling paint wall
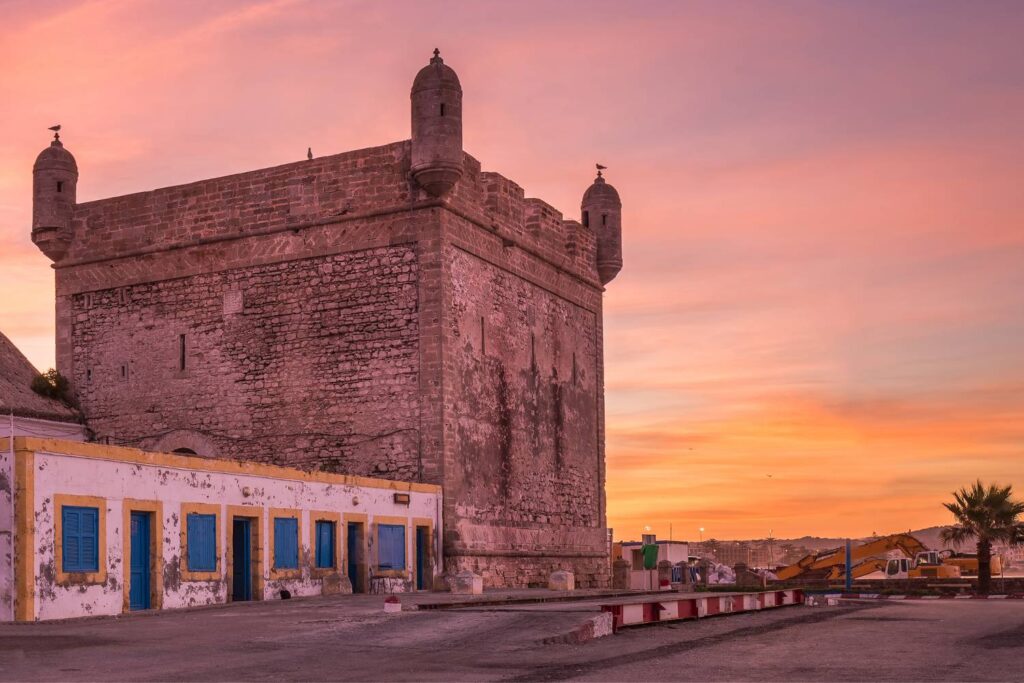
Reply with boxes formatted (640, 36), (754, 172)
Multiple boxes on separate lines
(0, 441), (13, 621)
(15, 439), (440, 621)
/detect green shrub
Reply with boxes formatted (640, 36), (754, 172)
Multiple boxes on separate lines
(30, 368), (70, 401)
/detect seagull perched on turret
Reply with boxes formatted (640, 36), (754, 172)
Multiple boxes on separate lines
(596, 163), (607, 178)
(307, 147), (313, 161)
(48, 124), (61, 141)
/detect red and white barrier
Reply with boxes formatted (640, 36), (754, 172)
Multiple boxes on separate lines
(601, 590), (804, 631)
(833, 592), (1024, 601)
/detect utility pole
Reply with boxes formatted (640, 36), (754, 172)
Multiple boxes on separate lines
(845, 539), (853, 592)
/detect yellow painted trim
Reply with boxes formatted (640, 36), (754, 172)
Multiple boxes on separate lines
(180, 503), (222, 582)
(412, 517), (434, 590)
(268, 508), (303, 580)
(53, 494), (108, 586)
(372, 515), (410, 578)
(225, 505), (264, 601)
(12, 437), (441, 494)
(342, 513), (368, 592)
(122, 499), (164, 613)
(14, 448), (35, 621)
(309, 511), (342, 579)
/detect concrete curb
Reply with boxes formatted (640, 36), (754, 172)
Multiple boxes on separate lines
(832, 593), (1024, 601)
(414, 588), (674, 611)
(541, 612), (614, 645)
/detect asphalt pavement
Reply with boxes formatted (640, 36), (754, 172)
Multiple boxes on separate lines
(0, 593), (1021, 681)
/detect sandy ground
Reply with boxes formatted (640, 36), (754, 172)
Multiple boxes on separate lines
(1, 593), (1022, 681)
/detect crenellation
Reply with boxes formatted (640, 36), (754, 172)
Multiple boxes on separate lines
(65, 141), (413, 265)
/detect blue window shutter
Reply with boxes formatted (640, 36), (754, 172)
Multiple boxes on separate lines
(274, 519), (284, 567)
(62, 506), (100, 572)
(378, 524), (405, 570)
(291, 519), (298, 567)
(187, 513), (216, 572)
(201, 515), (215, 570)
(63, 507), (80, 571)
(81, 507), (99, 571)
(187, 514), (199, 570)
(288, 520), (297, 567)
(274, 518), (298, 569)
(379, 526), (390, 569)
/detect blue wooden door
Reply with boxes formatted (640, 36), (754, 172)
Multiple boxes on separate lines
(415, 527), (428, 590)
(347, 522), (363, 593)
(129, 512), (151, 610)
(232, 519), (252, 601)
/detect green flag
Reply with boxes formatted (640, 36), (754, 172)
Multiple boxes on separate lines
(642, 544), (659, 570)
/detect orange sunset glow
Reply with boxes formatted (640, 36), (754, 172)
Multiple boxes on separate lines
(2, 1), (1022, 541)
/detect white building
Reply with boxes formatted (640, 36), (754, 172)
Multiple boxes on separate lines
(620, 540), (692, 569)
(1, 437), (442, 622)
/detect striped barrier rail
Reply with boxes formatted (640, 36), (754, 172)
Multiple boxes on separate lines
(601, 589), (804, 631)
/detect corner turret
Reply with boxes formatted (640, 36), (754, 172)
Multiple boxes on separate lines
(32, 129), (78, 262)
(582, 167), (622, 285)
(410, 49), (463, 196)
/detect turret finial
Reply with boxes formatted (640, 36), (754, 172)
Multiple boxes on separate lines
(431, 47), (442, 64)
(596, 163), (607, 179)
(49, 124), (61, 142)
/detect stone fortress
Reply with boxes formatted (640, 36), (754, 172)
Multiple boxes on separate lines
(30, 50), (623, 588)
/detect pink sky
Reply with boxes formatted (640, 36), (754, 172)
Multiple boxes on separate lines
(2, 1), (1022, 540)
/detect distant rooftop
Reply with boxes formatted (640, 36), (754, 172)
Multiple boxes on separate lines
(0, 331), (80, 423)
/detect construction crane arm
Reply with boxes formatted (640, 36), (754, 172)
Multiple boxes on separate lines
(776, 534), (928, 580)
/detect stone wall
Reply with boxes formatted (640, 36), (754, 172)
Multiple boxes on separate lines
(441, 245), (608, 587)
(63, 142), (414, 265)
(47, 138), (611, 588)
(445, 246), (599, 526)
(71, 245), (421, 476)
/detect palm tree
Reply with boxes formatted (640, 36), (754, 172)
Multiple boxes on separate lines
(941, 481), (1024, 594)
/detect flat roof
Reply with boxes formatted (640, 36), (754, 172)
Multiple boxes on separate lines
(4, 436), (442, 495)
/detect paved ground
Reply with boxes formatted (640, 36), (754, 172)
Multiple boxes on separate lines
(1, 593), (1023, 681)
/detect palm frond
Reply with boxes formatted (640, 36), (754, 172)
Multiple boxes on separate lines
(942, 480), (1024, 546)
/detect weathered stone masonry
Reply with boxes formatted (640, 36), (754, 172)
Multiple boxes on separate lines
(31, 52), (623, 588)
(71, 245), (421, 476)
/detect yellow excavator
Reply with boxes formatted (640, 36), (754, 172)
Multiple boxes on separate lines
(776, 533), (955, 581)
(885, 550), (1001, 579)
(942, 552), (1002, 577)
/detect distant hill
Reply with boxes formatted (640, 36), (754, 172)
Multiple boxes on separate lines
(770, 526), (970, 553)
